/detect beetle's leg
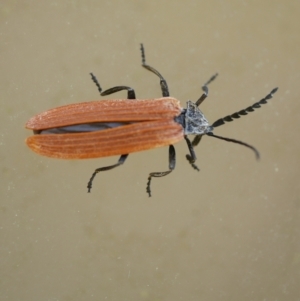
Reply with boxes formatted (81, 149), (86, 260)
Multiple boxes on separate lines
(184, 136), (200, 171)
(192, 74), (218, 145)
(195, 73), (218, 106)
(146, 145), (176, 197)
(140, 44), (170, 97)
(191, 134), (203, 147)
(87, 154), (128, 193)
(90, 73), (102, 95)
(101, 86), (136, 99)
(87, 80), (134, 192)
(90, 72), (136, 99)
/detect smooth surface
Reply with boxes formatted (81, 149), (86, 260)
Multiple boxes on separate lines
(1, 1), (300, 300)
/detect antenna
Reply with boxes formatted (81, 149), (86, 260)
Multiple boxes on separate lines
(212, 88), (278, 128)
(206, 132), (260, 160)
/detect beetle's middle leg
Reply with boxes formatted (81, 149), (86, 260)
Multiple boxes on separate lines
(87, 154), (128, 193)
(146, 145), (176, 197)
(88, 74), (136, 193)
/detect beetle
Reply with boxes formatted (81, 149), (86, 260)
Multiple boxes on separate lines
(25, 44), (278, 196)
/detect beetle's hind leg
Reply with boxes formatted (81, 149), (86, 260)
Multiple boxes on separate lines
(146, 145), (176, 197)
(87, 154), (128, 193)
(90, 73), (102, 95)
(140, 44), (170, 97)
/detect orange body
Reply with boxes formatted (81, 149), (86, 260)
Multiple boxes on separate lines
(25, 97), (184, 159)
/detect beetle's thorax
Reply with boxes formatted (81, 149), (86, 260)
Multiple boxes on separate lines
(184, 100), (213, 135)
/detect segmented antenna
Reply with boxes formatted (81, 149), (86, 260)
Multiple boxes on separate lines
(212, 87), (278, 128)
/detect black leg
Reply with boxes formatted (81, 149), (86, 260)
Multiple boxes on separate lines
(140, 44), (170, 97)
(195, 73), (218, 106)
(87, 154), (129, 193)
(90, 73), (136, 99)
(191, 134), (203, 147)
(101, 86), (136, 99)
(88, 73), (136, 193)
(90, 72), (102, 95)
(184, 136), (200, 171)
(192, 74), (218, 147)
(146, 145), (176, 197)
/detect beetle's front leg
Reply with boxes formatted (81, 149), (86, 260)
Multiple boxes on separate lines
(146, 145), (176, 197)
(184, 136), (200, 171)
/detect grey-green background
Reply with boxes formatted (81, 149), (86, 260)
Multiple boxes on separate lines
(1, 1), (299, 300)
